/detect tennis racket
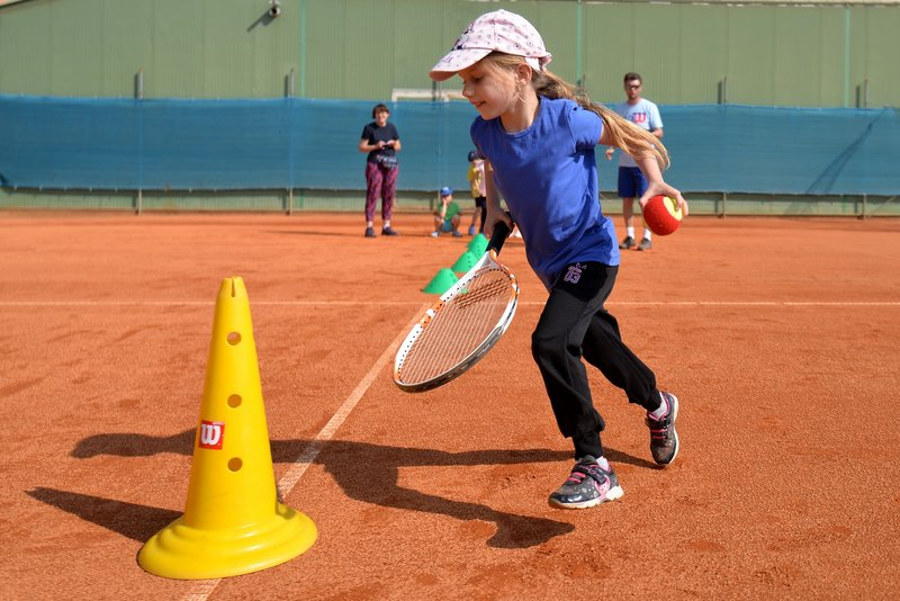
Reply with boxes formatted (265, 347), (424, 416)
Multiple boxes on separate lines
(394, 221), (518, 393)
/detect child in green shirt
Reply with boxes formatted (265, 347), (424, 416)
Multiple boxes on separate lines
(432, 187), (463, 238)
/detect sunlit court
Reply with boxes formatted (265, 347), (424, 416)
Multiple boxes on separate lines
(2, 0), (899, 598)
(1, 211), (898, 599)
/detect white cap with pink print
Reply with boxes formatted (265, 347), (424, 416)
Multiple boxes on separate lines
(428, 9), (552, 82)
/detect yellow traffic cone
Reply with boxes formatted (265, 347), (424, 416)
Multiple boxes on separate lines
(138, 276), (316, 579)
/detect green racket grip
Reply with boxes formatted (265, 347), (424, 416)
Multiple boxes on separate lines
(487, 219), (511, 255)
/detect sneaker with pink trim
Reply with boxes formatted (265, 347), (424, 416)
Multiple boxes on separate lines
(548, 456), (624, 510)
(646, 391), (679, 466)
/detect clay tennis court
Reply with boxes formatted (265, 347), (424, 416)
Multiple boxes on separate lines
(1, 211), (898, 600)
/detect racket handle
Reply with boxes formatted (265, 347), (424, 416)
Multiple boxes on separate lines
(487, 220), (511, 255)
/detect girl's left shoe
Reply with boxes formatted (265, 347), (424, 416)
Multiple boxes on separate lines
(548, 456), (624, 510)
(646, 391), (679, 465)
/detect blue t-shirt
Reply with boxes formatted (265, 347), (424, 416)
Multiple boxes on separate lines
(613, 98), (663, 168)
(471, 97), (619, 288)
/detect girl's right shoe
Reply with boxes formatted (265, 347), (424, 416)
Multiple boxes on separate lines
(548, 456), (624, 510)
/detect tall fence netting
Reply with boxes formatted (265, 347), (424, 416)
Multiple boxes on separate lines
(1, 95), (897, 196)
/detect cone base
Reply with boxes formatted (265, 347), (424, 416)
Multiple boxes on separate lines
(138, 503), (317, 580)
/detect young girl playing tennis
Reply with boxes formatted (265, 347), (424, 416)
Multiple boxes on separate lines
(429, 9), (688, 509)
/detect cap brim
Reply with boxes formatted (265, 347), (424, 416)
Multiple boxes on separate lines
(428, 48), (492, 82)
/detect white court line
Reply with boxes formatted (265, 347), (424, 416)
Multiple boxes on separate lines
(181, 304), (427, 601)
(607, 301), (900, 307)
(0, 300), (419, 307)
(1, 300), (898, 308)
(183, 582), (219, 601)
(275, 307), (421, 492)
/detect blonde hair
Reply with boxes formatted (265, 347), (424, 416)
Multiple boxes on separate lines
(482, 53), (669, 169)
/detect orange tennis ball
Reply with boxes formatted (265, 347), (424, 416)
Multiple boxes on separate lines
(642, 195), (683, 236)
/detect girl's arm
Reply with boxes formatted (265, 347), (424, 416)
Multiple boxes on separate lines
(599, 126), (689, 216)
(483, 160), (513, 236)
(632, 153), (688, 216)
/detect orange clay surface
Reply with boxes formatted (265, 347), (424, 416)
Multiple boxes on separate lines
(1, 211), (898, 600)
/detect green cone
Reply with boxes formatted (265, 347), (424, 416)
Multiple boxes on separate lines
(422, 268), (459, 294)
(451, 250), (478, 274)
(467, 233), (488, 255)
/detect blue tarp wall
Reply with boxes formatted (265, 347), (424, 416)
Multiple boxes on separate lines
(1, 94), (897, 196)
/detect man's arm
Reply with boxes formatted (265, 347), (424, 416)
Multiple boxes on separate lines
(650, 103), (664, 139)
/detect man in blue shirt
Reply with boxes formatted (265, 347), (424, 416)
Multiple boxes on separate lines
(605, 73), (664, 251)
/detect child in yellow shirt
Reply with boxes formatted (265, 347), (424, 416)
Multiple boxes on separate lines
(467, 151), (487, 236)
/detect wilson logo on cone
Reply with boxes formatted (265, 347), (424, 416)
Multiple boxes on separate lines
(198, 420), (224, 449)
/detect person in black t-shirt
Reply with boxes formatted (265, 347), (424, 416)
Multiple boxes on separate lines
(359, 103), (402, 237)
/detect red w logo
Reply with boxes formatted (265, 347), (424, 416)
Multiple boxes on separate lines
(632, 113), (648, 124)
(198, 420), (224, 449)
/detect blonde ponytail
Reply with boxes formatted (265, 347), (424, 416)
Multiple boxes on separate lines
(483, 53), (669, 169)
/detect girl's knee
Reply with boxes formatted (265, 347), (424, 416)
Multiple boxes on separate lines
(531, 330), (567, 361)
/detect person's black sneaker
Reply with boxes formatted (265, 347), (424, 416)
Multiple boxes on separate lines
(381, 226), (399, 236)
(548, 456), (624, 510)
(364, 226), (376, 238)
(646, 391), (679, 466)
(637, 237), (652, 251)
(619, 235), (636, 250)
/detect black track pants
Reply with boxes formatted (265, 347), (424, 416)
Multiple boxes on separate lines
(531, 262), (659, 459)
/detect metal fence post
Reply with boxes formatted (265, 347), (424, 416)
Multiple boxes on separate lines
(135, 68), (144, 215)
(287, 69), (295, 215)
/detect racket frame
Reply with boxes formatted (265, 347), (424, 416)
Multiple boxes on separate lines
(394, 224), (517, 393)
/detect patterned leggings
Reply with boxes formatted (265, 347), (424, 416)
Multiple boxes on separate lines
(365, 162), (398, 222)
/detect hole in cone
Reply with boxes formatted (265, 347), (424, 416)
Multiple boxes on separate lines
(227, 332), (242, 345)
(228, 457), (243, 472)
(228, 394), (242, 408)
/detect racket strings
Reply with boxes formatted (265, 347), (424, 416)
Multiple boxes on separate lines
(398, 268), (513, 385)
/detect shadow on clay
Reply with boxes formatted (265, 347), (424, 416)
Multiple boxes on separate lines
(63, 430), (654, 549)
(26, 488), (181, 543)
